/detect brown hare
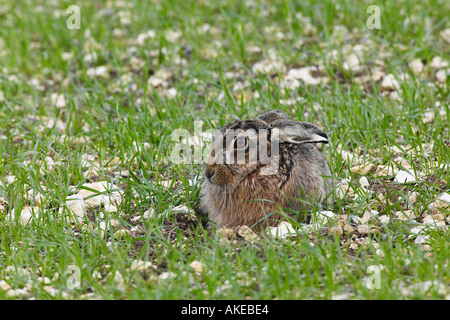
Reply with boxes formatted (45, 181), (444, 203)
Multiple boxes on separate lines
(199, 110), (333, 230)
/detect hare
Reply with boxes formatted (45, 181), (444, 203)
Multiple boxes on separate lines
(199, 110), (333, 230)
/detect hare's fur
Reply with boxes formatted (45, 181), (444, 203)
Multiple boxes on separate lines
(200, 110), (332, 230)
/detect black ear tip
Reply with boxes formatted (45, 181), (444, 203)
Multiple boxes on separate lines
(318, 131), (329, 140)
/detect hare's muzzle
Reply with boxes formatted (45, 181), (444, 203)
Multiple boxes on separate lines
(204, 164), (216, 183)
(204, 164), (231, 186)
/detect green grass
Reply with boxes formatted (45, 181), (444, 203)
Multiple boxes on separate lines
(0, 0), (449, 300)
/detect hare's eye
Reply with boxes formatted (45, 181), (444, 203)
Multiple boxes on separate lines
(234, 137), (248, 150)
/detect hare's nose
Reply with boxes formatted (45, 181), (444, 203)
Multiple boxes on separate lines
(204, 165), (216, 182)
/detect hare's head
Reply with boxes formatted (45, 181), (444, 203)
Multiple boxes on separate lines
(200, 110), (332, 229)
(204, 118), (272, 189)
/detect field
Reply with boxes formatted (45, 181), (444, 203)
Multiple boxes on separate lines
(0, 0), (449, 300)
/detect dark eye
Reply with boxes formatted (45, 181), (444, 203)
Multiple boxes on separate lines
(234, 137), (248, 150)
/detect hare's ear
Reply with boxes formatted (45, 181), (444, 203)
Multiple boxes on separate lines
(273, 121), (329, 144)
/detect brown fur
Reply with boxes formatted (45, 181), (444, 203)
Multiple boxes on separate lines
(199, 110), (333, 231)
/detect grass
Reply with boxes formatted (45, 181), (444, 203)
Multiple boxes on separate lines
(0, 0), (449, 300)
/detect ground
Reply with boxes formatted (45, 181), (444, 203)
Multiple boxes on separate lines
(0, 0), (449, 299)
